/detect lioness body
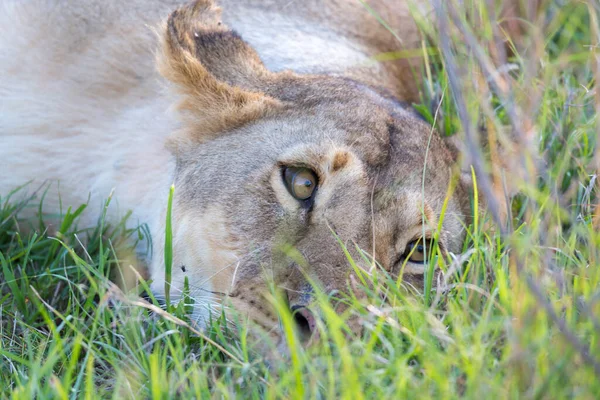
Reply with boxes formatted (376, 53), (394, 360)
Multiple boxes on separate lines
(1, 0), (468, 334)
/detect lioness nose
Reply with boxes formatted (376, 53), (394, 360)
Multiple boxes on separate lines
(290, 305), (319, 344)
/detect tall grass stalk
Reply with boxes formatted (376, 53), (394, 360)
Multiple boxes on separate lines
(164, 184), (174, 312)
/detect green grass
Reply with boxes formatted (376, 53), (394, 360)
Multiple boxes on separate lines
(2, 0), (600, 398)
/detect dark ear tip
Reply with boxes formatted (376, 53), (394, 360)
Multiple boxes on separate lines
(165, 11), (190, 55)
(166, 9), (179, 39)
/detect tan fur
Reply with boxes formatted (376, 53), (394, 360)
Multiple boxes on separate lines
(1, 0), (473, 341)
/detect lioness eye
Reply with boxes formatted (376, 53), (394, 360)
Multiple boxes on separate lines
(403, 238), (435, 263)
(283, 167), (318, 201)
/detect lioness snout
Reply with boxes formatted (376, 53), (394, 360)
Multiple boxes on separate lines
(291, 305), (319, 344)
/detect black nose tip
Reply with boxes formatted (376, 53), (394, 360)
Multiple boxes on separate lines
(290, 305), (318, 344)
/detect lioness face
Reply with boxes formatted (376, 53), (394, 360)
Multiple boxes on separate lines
(149, 1), (471, 340)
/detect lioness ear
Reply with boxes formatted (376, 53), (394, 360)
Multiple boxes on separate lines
(158, 0), (281, 143)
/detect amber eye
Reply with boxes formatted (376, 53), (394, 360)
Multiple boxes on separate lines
(283, 167), (318, 201)
(403, 238), (435, 263)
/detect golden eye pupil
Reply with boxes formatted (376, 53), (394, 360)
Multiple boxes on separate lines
(283, 167), (318, 201)
(299, 178), (312, 187)
(404, 239), (433, 263)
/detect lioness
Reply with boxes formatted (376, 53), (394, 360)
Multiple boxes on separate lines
(0, 0), (472, 340)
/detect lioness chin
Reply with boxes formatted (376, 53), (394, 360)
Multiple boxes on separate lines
(1, 0), (472, 345)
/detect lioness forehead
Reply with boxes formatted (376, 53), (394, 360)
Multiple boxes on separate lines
(264, 75), (438, 169)
(178, 84), (416, 169)
(175, 75), (446, 193)
(173, 80), (459, 258)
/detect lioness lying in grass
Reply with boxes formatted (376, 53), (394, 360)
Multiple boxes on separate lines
(1, 0), (474, 342)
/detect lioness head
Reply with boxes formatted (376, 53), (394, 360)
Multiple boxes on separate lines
(149, 0), (471, 341)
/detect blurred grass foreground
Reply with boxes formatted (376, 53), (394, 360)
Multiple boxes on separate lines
(1, 0), (600, 398)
